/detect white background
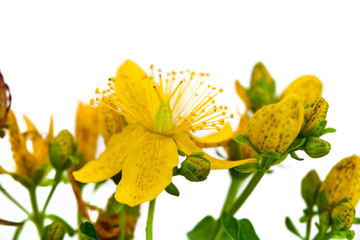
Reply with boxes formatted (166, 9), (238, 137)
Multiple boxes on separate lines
(0, 1), (360, 239)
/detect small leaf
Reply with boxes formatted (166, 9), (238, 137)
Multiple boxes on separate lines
(286, 138), (306, 153)
(187, 216), (216, 240)
(221, 212), (239, 239)
(352, 217), (360, 224)
(165, 182), (180, 197)
(31, 163), (51, 186)
(285, 217), (303, 239)
(320, 127), (336, 136)
(79, 221), (99, 240)
(234, 162), (258, 173)
(290, 152), (304, 161)
(238, 218), (260, 240)
(260, 150), (280, 161)
(47, 214), (75, 236)
(41, 221), (65, 240)
(317, 190), (328, 214)
(234, 134), (259, 154)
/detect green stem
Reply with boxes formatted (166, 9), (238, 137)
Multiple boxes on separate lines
(304, 208), (314, 240)
(146, 198), (156, 240)
(29, 186), (43, 237)
(119, 209), (126, 240)
(0, 184), (30, 215)
(220, 178), (242, 213)
(227, 170), (266, 216)
(211, 170), (266, 240)
(42, 171), (62, 214)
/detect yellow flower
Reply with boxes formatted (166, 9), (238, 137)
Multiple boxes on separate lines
(320, 155), (360, 210)
(247, 94), (304, 154)
(73, 60), (256, 206)
(4, 110), (53, 177)
(75, 103), (99, 161)
(302, 97), (329, 136)
(279, 75), (322, 105)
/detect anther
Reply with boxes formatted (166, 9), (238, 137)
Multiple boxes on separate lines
(219, 88), (224, 93)
(95, 88), (100, 94)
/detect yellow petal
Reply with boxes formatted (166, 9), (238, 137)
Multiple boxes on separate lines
(279, 75), (322, 105)
(174, 132), (256, 170)
(23, 115), (49, 166)
(75, 102), (99, 161)
(98, 102), (123, 145)
(115, 128), (178, 206)
(73, 124), (143, 183)
(46, 115), (54, 142)
(191, 122), (233, 148)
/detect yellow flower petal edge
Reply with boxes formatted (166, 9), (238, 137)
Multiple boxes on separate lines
(191, 122), (233, 148)
(279, 75), (322, 105)
(235, 80), (251, 110)
(115, 127), (178, 206)
(174, 132), (256, 170)
(73, 124), (143, 183)
(320, 155), (360, 210)
(98, 102), (123, 145)
(247, 94), (304, 154)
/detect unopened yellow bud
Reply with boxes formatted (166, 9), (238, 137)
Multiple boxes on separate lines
(331, 202), (355, 230)
(247, 94), (304, 154)
(320, 155), (360, 210)
(302, 97), (329, 136)
(279, 75), (322, 105)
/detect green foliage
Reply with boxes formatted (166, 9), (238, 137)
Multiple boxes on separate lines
(41, 221), (65, 240)
(187, 216), (216, 240)
(165, 182), (180, 197)
(285, 217), (302, 239)
(46, 214), (75, 236)
(221, 213), (260, 240)
(234, 134), (259, 154)
(79, 221), (99, 240)
(301, 170), (321, 207)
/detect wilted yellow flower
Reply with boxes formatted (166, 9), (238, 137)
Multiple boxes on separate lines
(247, 94), (304, 154)
(75, 103), (99, 161)
(279, 75), (322, 105)
(4, 110), (53, 177)
(73, 60), (256, 206)
(302, 97), (329, 136)
(0, 71), (11, 125)
(320, 155), (360, 210)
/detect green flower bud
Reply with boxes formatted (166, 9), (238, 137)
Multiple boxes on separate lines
(180, 153), (210, 182)
(301, 170), (321, 207)
(302, 97), (329, 137)
(54, 130), (74, 159)
(248, 62), (276, 111)
(303, 137), (331, 158)
(331, 202), (355, 231)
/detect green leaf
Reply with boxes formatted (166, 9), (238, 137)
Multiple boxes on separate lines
(221, 212), (239, 240)
(46, 214), (75, 236)
(49, 142), (61, 170)
(352, 217), (360, 224)
(79, 221), (99, 240)
(285, 217), (303, 239)
(165, 182), (180, 197)
(317, 190), (328, 214)
(187, 216), (216, 240)
(302, 120), (327, 138)
(320, 127), (336, 136)
(286, 138), (306, 153)
(238, 219), (260, 240)
(290, 152), (304, 161)
(234, 162), (258, 173)
(333, 230), (355, 240)
(10, 173), (32, 189)
(234, 134), (259, 154)
(41, 221), (65, 240)
(260, 150), (280, 161)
